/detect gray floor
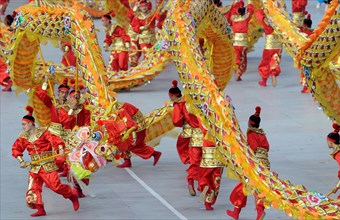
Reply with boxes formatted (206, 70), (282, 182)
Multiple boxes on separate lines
(1, 1), (338, 219)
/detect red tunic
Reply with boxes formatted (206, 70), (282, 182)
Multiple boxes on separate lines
(104, 25), (131, 71)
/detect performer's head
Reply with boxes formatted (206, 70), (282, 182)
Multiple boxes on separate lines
(168, 80), (182, 101)
(327, 123), (340, 148)
(139, 0), (150, 13)
(237, 0), (246, 15)
(214, 0), (222, 7)
(58, 78), (70, 102)
(248, 106), (261, 128)
(102, 12), (114, 28)
(303, 13), (312, 29)
(22, 106), (35, 131)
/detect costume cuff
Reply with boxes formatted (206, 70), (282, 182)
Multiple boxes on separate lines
(17, 156), (24, 163)
(42, 82), (48, 90)
(68, 109), (74, 115)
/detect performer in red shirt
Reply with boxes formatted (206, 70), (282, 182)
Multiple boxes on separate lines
(101, 100), (162, 168)
(12, 106), (79, 217)
(256, 9), (282, 87)
(300, 13), (313, 93)
(326, 123), (340, 199)
(60, 41), (76, 67)
(227, 0), (254, 81)
(169, 80), (203, 197)
(102, 13), (131, 72)
(227, 106), (269, 220)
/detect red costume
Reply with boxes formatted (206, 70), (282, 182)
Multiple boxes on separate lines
(227, 0), (254, 81)
(256, 9), (282, 87)
(12, 107), (79, 217)
(130, 1), (156, 50)
(101, 101), (162, 168)
(227, 106), (268, 220)
(172, 98), (203, 183)
(292, 0), (308, 27)
(103, 14), (131, 72)
(60, 42), (76, 67)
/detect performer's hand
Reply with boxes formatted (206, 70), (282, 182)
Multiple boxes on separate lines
(59, 148), (65, 156)
(19, 161), (27, 168)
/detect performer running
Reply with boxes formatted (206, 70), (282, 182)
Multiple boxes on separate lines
(256, 8), (282, 87)
(226, 106), (269, 220)
(99, 100), (162, 168)
(12, 106), (79, 217)
(169, 80), (202, 197)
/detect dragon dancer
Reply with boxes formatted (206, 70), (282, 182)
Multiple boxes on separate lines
(11, 106), (79, 217)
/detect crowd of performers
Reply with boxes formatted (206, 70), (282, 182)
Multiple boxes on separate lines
(1, 0), (340, 218)
(1, 0), (330, 92)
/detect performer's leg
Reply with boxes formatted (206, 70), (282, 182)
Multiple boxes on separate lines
(26, 173), (46, 217)
(118, 51), (129, 71)
(130, 130), (161, 166)
(226, 182), (247, 219)
(42, 169), (79, 211)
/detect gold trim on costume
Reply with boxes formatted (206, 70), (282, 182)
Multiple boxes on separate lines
(247, 127), (266, 135)
(264, 34), (282, 49)
(200, 147), (224, 167)
(292, 12), (304, 27)
(255, 147), (270, 169)
(181, 121), (192, 138)
(30, 151), (58, 173)
(189, 128), (203, 147)
(233, 33), (248, 47)
(132, 110), (146, 131)
(19, 127), (47, 142)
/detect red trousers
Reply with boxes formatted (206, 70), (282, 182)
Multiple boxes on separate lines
(176, 136), (190, 164)
(229, 181), (264, 209)
(186, 147), (202, 181)
(258, 49), (282, 79)
(108, 51), (129, 71)
(233, 45), (248, 76)
(128, 129), (154, 159)
(26, 168), (74, 209)
(198, 167), (223, 205)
